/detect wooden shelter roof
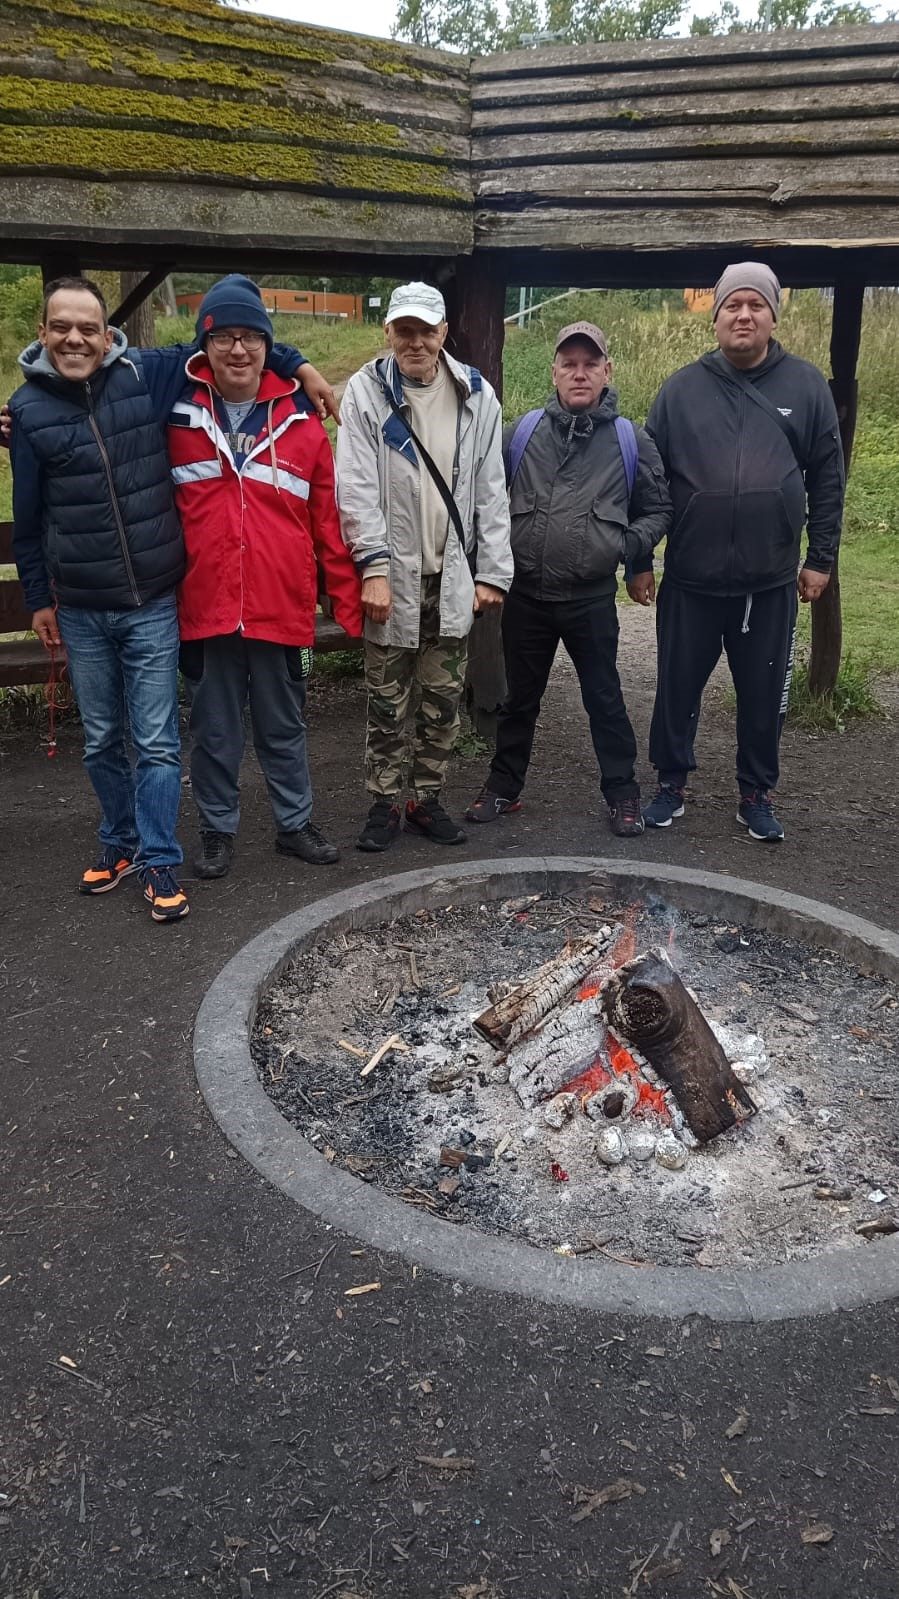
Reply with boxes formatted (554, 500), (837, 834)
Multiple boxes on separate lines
(472, 24), (899, 285)
(2, 0), (899, 283)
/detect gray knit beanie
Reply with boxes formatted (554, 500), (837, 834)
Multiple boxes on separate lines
(712, 263), (781, 323)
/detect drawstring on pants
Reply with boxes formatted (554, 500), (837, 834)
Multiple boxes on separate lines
(741, 593), (753, 635)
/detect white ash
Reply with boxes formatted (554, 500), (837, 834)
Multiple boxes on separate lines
(253, 892), (899, 1270)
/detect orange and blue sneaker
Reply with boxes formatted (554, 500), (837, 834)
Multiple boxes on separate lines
(79, 846), (137, 896)
(141, 865), (190, 922)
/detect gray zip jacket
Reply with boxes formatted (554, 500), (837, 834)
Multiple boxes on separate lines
(506, 389), (672, 601)
(336, 350), (513, 647)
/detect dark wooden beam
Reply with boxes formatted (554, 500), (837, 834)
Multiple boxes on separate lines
(110, 262), (177, 329)
(808, 277), (864, 697)
(40, 252), (81, 285)
(445, 256), (509, 737)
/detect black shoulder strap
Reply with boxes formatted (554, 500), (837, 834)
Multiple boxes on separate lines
(380, 381), (468, 553)
(705, 358), (806, 471)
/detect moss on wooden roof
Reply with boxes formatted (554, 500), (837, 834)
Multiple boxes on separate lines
(0, 124), (470, 203)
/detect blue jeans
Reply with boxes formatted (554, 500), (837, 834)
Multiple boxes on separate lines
(57, 596), (183, 868)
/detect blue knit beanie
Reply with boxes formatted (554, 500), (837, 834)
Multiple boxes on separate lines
(196, 275), (274, 347)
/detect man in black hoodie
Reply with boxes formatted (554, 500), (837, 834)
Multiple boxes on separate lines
(633, 263), (845, 843)
(466, 321), (672, 838)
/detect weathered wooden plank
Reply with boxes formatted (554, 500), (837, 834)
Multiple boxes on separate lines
(473, 118), (899, 168)
(476, 154), (899, 206)
(472, 81), (899, 137)
(0, 58), (472, 155)
(472, 52), (899, 110)
(5, 0), (470, 88)
(472, 21), (899, 79)
(0, 175), (474, 256)
(0, 127), (471, 209)
(474, 201), (899, 251)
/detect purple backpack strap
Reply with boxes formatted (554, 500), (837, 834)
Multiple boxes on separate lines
(508, 408), (545, 482)
(614, 415), (638, 498)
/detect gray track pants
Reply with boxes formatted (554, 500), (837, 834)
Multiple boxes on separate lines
(183, 633), (313, 836)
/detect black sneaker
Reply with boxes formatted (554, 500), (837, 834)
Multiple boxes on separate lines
(79, 846), (137, 895)
(275, 822), (339, 864)
(737, 791), (785, 842)
(643, 784), (686, 829)
(357, 800), (402, 853)
(465, 787), (522, 825)
(141, 866), (190, 922)
(405, 798), (467, 845)
(608, 791), (645, 838)
(194, 830), (235, 880)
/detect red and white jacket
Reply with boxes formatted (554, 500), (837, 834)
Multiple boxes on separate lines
(168, 357), (363, 646)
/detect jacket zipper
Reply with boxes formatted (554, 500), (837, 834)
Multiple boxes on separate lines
(86, 379), (141, 606)
(730, 389), (745, 588)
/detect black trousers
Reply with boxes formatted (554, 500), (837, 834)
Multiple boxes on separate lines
(648, 580), (798, 797)
(488, 586), (638, 802)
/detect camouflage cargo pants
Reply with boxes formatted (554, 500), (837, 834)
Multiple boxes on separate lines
(364, 575), (468, 800)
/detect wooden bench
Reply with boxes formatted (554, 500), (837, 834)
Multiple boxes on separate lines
(0, 520), (359, 690)
(0, 521), (58, 687)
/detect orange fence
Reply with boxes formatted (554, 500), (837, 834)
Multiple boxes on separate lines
(176, 288), (364, 321)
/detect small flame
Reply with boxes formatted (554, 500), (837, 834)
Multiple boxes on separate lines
(610, 915), (638, 969)
(578, 980), (601, 1000)
(607, 1033), (671, 1121)
(558, 1056), (611, 1102)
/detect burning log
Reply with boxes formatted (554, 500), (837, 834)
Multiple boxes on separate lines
(473, 927), (620, 1050)
(600, 949), (756, 1144)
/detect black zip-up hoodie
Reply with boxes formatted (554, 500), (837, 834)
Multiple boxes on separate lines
(503, 388), (672, 602)
(638, 341), (844, 596)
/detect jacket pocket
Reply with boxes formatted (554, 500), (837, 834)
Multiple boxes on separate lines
(666, 490), (735, 587)
(510, 489), (540, 574)
(580, 495), (627, 580)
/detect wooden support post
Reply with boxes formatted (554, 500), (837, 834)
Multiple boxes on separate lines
(446, 255), (505, 398)
(446, 256), (509, 736)
(40, 253), (81, 285)
(809, 278), (864, 697)
(110, 262), (177, 340)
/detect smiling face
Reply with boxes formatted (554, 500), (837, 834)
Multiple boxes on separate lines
(204, 327), (266, 402)
(552, 337), (611, 413)
(39, 287), (113, 381)
(715, 290), (775, 369)
(385, 316), (448, 383)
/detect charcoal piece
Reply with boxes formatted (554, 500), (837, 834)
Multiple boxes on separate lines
(600, 949), (757, 1144)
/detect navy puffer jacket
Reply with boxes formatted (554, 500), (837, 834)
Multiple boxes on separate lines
(9, 331), (184, 610)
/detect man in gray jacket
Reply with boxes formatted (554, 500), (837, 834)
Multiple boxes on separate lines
(466, 321), (672, 837)
(337, 282), (512, 852)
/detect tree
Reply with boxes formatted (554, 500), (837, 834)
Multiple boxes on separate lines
(393, 0), (883, 50)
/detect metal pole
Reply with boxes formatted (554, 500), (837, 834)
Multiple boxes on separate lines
(517, 286), (527, 329)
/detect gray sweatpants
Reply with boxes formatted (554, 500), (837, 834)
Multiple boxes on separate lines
(186, 633), (313, 836)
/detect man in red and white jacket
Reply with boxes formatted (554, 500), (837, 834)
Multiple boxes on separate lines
(168, 275), (362, 878)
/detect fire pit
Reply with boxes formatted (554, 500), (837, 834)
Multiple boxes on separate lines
(195, 859), (899, 1321)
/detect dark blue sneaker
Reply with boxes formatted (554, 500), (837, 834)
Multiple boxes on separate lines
(737, 791), (785, 842)
(643, 785), (685, 829)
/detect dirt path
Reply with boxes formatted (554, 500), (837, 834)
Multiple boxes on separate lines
(1, 624), (897, 1599)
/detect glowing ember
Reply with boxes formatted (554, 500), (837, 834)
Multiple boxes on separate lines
(608, 1035), (671, 1121)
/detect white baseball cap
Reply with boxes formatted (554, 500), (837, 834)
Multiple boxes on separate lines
(385, 281), (446, 326)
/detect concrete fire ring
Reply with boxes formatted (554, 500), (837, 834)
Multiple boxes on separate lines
(194, 858), (899, 1322)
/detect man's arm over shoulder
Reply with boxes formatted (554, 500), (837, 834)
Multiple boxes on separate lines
(473, 384), (513, 592)
(334, 375), (391, 581)
(139, 339), (307, 422)
(9, 417), (52, 611)
(304, 419), (363, 638)
(803, 371), (845, 573)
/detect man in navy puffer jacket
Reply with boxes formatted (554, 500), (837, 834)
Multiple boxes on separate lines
(9, 275), (328, 921)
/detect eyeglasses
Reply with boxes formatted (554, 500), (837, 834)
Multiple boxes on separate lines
(207, 331), (266, 352)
